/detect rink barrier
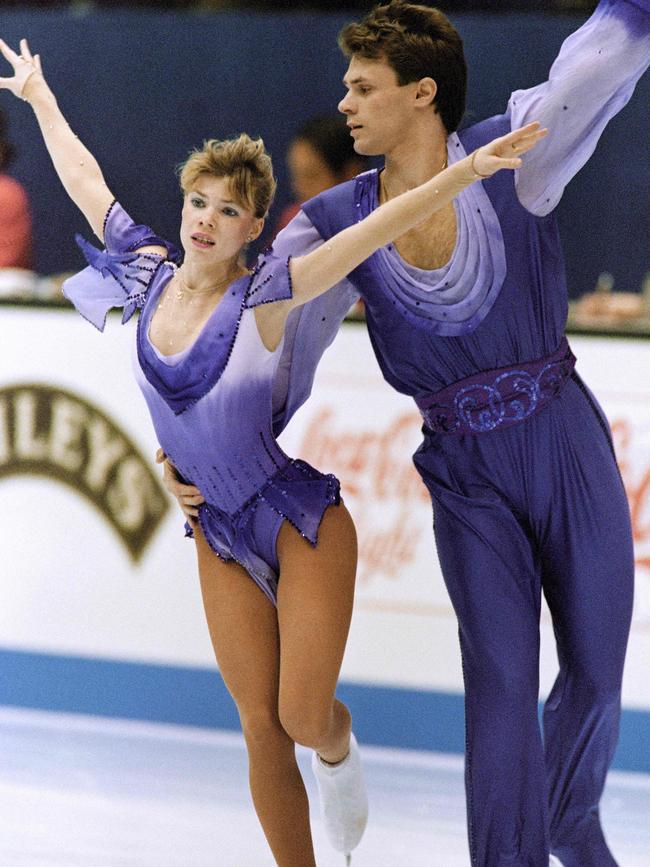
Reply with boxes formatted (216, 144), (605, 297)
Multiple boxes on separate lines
(0, 648), (648, 775)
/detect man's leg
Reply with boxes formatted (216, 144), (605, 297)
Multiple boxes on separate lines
(431, 489), (550, 867)
(542, 445), (634, 867)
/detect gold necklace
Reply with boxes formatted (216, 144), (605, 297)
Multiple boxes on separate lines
(380, 155), (448, 202)
(174, 266), (246, 301)
(156, 265), (248, 350)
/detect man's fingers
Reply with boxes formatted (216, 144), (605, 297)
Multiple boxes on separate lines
(178, 486), (203, 498)
(155, 452), (205, 502)
(163, 474), (196, 493)
(166, 478), (202, 497)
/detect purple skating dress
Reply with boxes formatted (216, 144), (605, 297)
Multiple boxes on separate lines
(63, 201), (340, 605)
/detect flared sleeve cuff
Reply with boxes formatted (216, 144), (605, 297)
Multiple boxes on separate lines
(62, 201), (180, 331)
(244, 252), (294, 309)
(510, 0), (650, 215)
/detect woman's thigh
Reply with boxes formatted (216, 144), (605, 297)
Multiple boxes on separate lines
(194, 524), (281, 720)
(275, 503), (357, 723)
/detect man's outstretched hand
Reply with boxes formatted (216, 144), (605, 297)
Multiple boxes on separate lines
(155, 448), (205, 522)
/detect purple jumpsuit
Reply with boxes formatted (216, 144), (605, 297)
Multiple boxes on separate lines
(267, 2), (649, 865)
(63, 201), (340, 606)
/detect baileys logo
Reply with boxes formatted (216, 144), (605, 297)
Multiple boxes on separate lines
(0, 384), (168, 562)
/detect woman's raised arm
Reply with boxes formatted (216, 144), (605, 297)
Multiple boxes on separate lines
(289, 121), (547, 308)
(0, 38), (115, 242)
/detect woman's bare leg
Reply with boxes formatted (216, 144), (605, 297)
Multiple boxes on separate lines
(194, 526), (316, 867)
(276, 503), (357, 762)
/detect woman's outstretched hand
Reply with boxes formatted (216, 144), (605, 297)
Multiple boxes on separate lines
(0, 37), (43, 101)
(1, 36), (113, 240)
(471, 121), (548, 178)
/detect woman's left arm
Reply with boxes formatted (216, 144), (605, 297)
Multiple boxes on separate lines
(288, 122), (546, 308)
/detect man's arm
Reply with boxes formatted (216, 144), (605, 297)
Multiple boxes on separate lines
(509, 0), (650, 216)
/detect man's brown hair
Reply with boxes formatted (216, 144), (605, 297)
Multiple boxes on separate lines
(339, 1), (467, 134)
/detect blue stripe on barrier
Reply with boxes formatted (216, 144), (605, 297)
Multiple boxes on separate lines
(0, 648), (648, 774)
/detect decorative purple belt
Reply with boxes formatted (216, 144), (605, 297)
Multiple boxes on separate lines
(415, 338), (576, 435)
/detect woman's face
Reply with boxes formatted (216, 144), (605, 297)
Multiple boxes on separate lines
(180, 175), (263, 266)
(287, 139), (339, 203)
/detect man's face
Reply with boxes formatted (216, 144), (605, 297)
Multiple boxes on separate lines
(338, 55), (419, 156)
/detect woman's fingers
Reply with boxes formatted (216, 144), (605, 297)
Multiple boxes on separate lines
(0, 38), (43, 99)
(20, 38), (33, 62)
(502, 120), (542, 144)
(511, 129), (548, 153)
(481, 125), (546, 168)
(497, 122), (548, 155)
(0, 39), (20, 66)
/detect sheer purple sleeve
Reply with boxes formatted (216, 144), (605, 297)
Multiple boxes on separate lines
(62, 201), (181, 331)
(509, 0), (650, 215)
(244, 252), (293, 308)
(269, 210), (360, 435)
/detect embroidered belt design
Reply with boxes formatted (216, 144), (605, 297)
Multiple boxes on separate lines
(415, 338), (576, 435)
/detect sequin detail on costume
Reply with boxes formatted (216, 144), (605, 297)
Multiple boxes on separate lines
(244, 252), (294, 308)
(194, 457), (340, 602)
(416, 338), (576, 434)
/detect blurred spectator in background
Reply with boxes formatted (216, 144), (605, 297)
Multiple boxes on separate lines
(273, 114), (369, 236)
(0, 108), (33, 270)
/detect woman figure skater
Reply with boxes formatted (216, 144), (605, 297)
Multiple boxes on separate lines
(0, 38), (545, 867)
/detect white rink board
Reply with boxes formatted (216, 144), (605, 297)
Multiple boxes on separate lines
(0, 309), (648, 711)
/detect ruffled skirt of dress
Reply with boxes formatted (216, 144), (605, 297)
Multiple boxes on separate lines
(187, 458), (341, 605)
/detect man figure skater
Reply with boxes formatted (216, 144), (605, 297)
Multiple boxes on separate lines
(166, 3), (649, 864)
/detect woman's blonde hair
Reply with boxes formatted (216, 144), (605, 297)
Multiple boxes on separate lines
(179, 133), (277, 218)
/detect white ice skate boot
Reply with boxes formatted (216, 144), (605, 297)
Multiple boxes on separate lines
(311, 732), (368, 864)
(549, 857), (564, 866)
